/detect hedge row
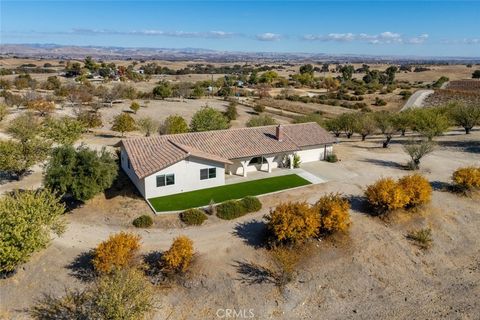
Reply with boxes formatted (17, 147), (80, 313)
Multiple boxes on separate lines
(216, 196), (262, 220)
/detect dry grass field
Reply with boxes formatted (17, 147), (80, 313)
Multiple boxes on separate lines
(1, 58), (480, 319)
(1, 130), (479, 319)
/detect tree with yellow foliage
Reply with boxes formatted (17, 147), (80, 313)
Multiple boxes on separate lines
(398, 174), (432, 208)
(452, 166), (480, 192)
(162, 236), (194, 273)
(93, 232), (141, 274)
(313, 193), (351, 233)
(365, 177), (409, 214)
(265, 202), (319, 244)
(27, 99), (56, 116)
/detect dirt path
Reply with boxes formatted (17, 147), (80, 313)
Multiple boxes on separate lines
(2, 132), (480, 319)
(401, 89), (434, 111)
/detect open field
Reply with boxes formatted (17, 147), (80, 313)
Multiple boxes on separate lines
(148, 174), (311, 212)
(1, 129), (479, 319)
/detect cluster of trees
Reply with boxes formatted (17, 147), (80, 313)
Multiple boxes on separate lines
(31, 232), (194, 319)
(324, 102), (480, 147)
(110, 105), (234, 137)
(140, 62), (278, 76)
(265, 193), (351, 245)
(64, 56), (145, 82)
(0, 111), (89, 179)
(365, 175), (432, 215)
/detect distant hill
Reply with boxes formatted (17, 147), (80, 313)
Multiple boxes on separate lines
(1, 43), (479, 64)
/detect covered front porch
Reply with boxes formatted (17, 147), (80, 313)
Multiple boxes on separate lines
(226, 153), (296, 178)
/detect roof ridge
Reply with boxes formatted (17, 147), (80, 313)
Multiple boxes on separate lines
(123, 122), (321, 143)
(167, 139), (190, 155)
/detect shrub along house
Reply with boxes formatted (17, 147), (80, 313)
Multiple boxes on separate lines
(120, 122), (335, 200)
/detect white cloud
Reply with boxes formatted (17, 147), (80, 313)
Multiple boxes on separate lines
(70, 28), (235, 39)
(442, 38), (480, 45)
(406, 34), (429, 44)
(303, 31), (429, 45)
(255, 33), (281, 41)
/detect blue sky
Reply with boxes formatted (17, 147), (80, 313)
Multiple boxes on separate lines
(1, 1), (479, 57)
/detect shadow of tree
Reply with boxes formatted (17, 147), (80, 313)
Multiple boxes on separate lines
(61, 197), (85, 213)
(232, 220), (268, 249)
(233, 260), (276, 285)
(104, 168), (143, 200)
(359, 158), (407, 170)
(143, 251), (167, 285)
(436, 140), (480, 154)
(66, 250), (96, 282)
(0, 170), (34, 185)
(346, 194), (375, 216)
(430, 180), (453, 192)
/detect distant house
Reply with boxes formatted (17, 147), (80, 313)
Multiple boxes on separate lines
(120, 123), (335, 199)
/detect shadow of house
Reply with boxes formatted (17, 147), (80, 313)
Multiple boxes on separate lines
(233, 260), (276, 285)
(232, 220), (268, 249)
(66, 250), (96, 282)
(104, 168), (143, 200)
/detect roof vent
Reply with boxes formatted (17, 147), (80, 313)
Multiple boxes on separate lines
(276, 125), (283, 141)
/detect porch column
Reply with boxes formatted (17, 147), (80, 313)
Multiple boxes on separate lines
(288, 154), (294, 169)
(265, 156), (275, 173)
(241, 160), (248, 177)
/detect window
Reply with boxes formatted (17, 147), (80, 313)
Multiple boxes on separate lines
(127, 158), (131, 169)
(156, 174), (175, 187)
(200, 168), (216, 180)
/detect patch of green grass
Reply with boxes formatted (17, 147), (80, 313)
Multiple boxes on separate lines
(148, 174), (311, 212)
(407, 228), (433, 249)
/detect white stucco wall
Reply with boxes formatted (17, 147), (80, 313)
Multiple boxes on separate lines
(120, 148), (146, 197)
(228, 154), (284, 175)
(296, 145), (333, 163)
(143, 156), (225, 199)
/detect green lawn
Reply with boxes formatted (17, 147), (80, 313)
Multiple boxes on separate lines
(148, 174), (311, 212)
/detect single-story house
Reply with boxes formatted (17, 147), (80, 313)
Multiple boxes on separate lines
(120, 122), (336, 199)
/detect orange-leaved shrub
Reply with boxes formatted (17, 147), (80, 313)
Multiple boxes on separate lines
(162, 236), (194, 273)
(313, 193), (351, 233)
(398, 174), (432, 208)
(265, 201), (320, 244)
(365, 177), (409, 214)
(93, 232), (141, 274)
(452, 167), (480, 191)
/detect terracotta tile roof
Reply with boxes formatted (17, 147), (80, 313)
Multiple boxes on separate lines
(169, 141), (233, 166)
(121, 122), (335, 179)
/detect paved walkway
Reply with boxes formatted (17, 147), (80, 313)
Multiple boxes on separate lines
(296, 170), (327, 184)
(225, 166), (327, 185)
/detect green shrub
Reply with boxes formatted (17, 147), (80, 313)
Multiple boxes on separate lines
(325, 153), (338, 163)
(180, 208), (207, 225)
(240, 196), (262, 213)
(374, 97), (387, 106)
(132, 215), (153, 228)
(407, 228), (432, 249)
(216, 200), (247, 220)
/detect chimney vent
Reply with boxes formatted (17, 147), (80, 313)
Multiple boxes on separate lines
(276, 125), (283, 141)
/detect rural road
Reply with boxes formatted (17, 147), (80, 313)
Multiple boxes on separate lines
(401, 89), (434, 111)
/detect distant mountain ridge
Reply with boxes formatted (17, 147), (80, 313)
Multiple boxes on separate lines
(1, 43), (479, 63)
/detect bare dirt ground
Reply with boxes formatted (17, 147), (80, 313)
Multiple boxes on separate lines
(1, 129), (479, 319)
